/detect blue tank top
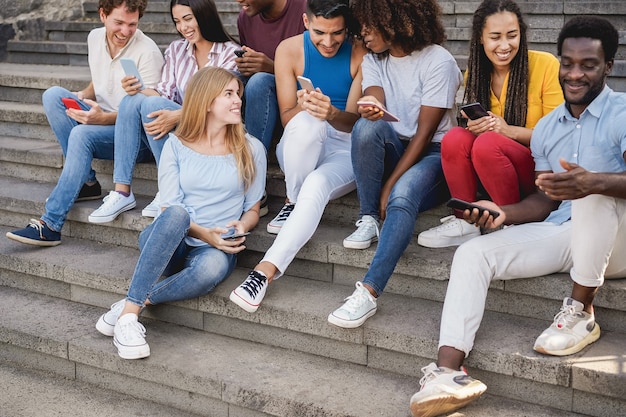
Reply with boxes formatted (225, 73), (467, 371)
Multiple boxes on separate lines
(301, 31), (353, 111)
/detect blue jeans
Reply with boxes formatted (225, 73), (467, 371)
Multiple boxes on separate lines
(352, 119), (448, 295)
(243, 72), (279, 151)
(126, 206), (237, 306)
(40, 86), (152, 232)
(113, 94), (179, 185)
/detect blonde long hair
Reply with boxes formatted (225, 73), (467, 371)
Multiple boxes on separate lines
(175, 67), (255, 190)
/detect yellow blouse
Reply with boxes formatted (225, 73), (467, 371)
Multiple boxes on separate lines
(489, 50), (564, 129)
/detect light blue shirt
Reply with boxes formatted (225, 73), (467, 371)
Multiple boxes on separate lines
(158, 133), (267, 246)
(531, 85), (626, 224)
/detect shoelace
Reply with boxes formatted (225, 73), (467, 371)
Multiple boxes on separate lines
(241, 272), (266, 297)
(118, 319), (146, 341)
(553, 305), (580, 329)
(100, 191), (123, 208)
(274, 204), (294, 222)
(341, 285), (372, 313)
(352, 218), (379, 239)
(27, 218), (45, 239)
(419, 363), (440, 388)
(433, 216), (461, 230)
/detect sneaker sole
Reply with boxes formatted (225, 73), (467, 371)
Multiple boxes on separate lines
(342, 237), (376, 250)
(229, 290), (260, 313)
(327, 307), (377, 329)
(88, 201), (137, 224)
(259, 204), (269, 217)
(95, 315), (115, 337)
(266, 224), (281, 235)
(417, 233), (479, 248)
(410, 382), (486, 417)
(113, 338), (150, 360)
(533, 323), (601, 356)
(6, 231), (61, 247)
(141, 208), (159, 217)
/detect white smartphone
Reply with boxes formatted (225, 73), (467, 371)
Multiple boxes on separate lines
(120, 57), (144, 90)
(297, 75), (315, 91)
(357, 100), (400, 122)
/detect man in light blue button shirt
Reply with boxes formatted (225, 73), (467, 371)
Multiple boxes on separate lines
(409, 16), (626, 417)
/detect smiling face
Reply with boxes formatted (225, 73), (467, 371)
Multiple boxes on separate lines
(209, 78), (243, 125)
(480, 11), (520, 71)
(559, 37), (612, 116)
(172, 4), (203, 45)
(304, 13), (347, 58)
(100, 4), (140, 57)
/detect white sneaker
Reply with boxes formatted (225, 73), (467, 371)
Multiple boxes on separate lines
(266, 203), (294, 234)
(141, 192), (160, 217)
(229, 270), (268, 313)
(417, 215), (480, 248)
(113, 313), (150, 360)
(328, 282), (377, 328)
(533, 297), (601, 356)
(409, 362), (487, 417)
(95, 299), (126, 337)
(88, 191), (136, 223)
(343, 215), (380, 249)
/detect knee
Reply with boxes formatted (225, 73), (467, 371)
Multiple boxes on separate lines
(352, 118), (379, 143)
(283, 112), (324, 141)
(161, 205), (190, 227)
(244, 73), (275, 97)
(120, 93), (145, 113)
(441, 127), (474, 158)
(42, 86), (68, 109)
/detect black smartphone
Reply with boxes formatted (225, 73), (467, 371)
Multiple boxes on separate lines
(221, 227), (250, 240)
(234, 49), (245, 58)
(446, 198), (500, 219)
(460, 102), (489, 120)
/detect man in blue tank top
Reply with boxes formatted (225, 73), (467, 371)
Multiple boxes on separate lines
(229, 0), (367, 313)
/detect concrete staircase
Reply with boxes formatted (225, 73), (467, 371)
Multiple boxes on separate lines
(0, 1), (625, 417)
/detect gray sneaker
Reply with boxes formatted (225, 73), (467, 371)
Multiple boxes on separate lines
(410, 362), (487, 417)
(343, 215), (380, 249)
(328, 282), (377, 328)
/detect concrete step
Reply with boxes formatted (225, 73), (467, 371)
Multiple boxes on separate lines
(0, 360), (204, 417)
(0, 285), (616, 417)
(1, 225), (625, 413)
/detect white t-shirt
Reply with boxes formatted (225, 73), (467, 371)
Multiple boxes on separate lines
(87, 27), (164, 112)
(361, 44), (462, 142)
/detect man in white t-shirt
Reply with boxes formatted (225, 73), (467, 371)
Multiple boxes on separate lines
(6, 0), (163, 246)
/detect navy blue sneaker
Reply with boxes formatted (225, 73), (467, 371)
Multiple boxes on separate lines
(6, 219), (61, 246)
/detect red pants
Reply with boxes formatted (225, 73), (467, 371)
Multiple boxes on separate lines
(441, 127), (535, 215)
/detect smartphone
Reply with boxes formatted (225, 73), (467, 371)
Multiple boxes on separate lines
(357, 100), (400, 122)
(446, 198), (500, 219)
(61, 97), (82, 110)
(459, 102), (489, 120)
(297, 75), (315, 91)
(120, 57), (144, 90)
(221, 227), (250, 240)
(234, 49), (245, 58)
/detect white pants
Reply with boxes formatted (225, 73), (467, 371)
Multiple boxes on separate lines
(439, 194), (626, 356)
(263, 112), (355, 276)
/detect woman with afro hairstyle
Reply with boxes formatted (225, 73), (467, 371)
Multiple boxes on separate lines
(328, 0), (461, 328)
(417, 0), (563, 248)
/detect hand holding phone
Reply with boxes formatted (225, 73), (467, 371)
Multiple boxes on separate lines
(357, 100), (400, 122)
(234, 49), (245, 58)
(221, 226), (250, 240)
(446, 198), (500, 219)
(459, 102), (489, 120)
(120, 57), (144, 90)
(297, 75), (315, 91)
(61, 97), (82, 110)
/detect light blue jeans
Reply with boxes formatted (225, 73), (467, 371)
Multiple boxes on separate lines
(113, 93), (179, 185)
(126, 205), (237, 307)
(351, 119), (448, 295)
(243, 72), (279, 151)
(40, 86), (152, 232)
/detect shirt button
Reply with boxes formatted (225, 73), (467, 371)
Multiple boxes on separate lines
(573, 153), (578, 158)
(576, 124), (581, 129)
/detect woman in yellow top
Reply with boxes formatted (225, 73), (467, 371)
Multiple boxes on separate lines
(417, 0), (563, 248)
